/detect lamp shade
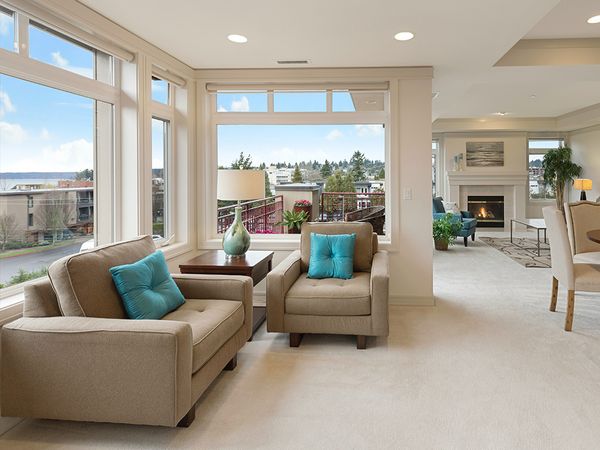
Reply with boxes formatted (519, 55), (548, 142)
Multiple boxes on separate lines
(217, 169), (266, 200)
(573, 179), (593, 191)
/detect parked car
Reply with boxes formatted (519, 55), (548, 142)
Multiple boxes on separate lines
(80, 235), (164, 252)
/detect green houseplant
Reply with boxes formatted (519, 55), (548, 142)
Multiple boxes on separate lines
(433, 213), (462, 251)
(542, 146), (582, 210)
(278, 209), (309, 234)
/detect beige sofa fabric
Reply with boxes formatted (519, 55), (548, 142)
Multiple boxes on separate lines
(1, 316), (193, 427)
(565, 201), (600, 255)
(266, 224), (390, 340)
(163, 299), (244, 373)
(48, 235), (156, 318)
(300, 222), (374, 272)
(2, 237), (254, 427)
(286, 273), (371, 316)
(23, 278), (61, 318)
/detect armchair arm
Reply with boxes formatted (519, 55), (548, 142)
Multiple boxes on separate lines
(266, 250), (301, 332)
(461, 210), (474, 219)
(370, 251), (389, 336)
(171, 274), (253, 340)
(1, 317), (193, 427)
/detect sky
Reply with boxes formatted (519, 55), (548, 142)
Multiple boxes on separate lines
(0, 13), (384, 176)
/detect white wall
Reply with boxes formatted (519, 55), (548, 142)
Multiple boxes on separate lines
(569, 125), (600, 202)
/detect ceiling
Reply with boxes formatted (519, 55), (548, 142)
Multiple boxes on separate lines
(79, 0), (600, 121)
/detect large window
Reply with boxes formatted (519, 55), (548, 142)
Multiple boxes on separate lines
(528, 138), (564, 200)
(0, 7), (116, 296)
(213, 89), (388, 236)
(151, 117), (169, 238)
(432, 140), (439, 196)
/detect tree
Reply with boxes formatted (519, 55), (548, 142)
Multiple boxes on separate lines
(350, 151), (366, 181)
(0, 214), (19, 251)
(264, 172), (273, 197)
(376, 168), (385, 180)
(542, 147), (582, 210)
(320, 159), (332, 178)
(292, 164), (303, 183)
(230, 152), (253, 169)
(36, 193), (74, 244)
(324, 170), (355, 193)
(75, 169), (94, 181)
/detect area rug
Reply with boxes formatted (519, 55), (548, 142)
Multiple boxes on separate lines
(479, 236), (551, 268)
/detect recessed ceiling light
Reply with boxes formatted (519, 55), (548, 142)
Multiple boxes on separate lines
(530, 94), (537, 99)
(588, 15), (600, 24)
(394, 32), (414, 41)
(227, 34), (248, 44)
(494, 112), (508, 116)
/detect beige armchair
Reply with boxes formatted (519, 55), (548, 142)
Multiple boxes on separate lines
(543, 206), (600, 331)
(1, 236), (253, 427)
(266, 222), (389, 349)
(564, 201), (600, 264)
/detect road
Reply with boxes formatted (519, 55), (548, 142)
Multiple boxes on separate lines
(0, 242), (84, 284)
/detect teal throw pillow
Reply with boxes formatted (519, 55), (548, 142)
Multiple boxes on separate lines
(307, 232), (356, 280)
(109, 251), (185, 320)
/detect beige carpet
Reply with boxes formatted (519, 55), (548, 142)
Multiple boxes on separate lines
(1, 237), (600, 449)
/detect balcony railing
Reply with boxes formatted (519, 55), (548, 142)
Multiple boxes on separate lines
(319, 192), (385, 221)
(217, 195), (284, 234)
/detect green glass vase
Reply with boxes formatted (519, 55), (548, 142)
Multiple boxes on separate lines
(222, 206), (250, 257)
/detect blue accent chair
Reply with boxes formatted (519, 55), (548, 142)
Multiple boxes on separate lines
(432, 197), (477, 247)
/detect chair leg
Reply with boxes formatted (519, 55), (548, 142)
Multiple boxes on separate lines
(177, 404), (196, 427)
(223, 353), (237, 371)
(464, 236), (468, 247)
(356, 335), (367, 350)
(550, 277), (558, 312)
(471, 233), (475, 241)
(290, 333), (303, 347)
(565, 290), (575, 331)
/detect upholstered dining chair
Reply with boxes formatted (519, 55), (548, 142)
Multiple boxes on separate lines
(543, 206), (600, 331)
(564, 201), (600, 264)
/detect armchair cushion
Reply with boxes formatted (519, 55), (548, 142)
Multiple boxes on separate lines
(286, 272), (371, 316)
(163, 299), (244, 373)
(110, 251), (185, 320)
(307, 232), (356, 280)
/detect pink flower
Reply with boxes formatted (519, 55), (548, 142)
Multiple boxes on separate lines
(294, 200), (312, 207)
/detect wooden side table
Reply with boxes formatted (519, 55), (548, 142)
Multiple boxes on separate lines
(179, 250), (274, 336)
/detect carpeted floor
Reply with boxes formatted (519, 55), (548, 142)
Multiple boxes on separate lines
(2, 236), (600, 449)
(479, 236), (551, 268)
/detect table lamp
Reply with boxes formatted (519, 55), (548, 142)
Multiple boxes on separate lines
(573, 179), (592, 201)
(217, 169), (265, 257)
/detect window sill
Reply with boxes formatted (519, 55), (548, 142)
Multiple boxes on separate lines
(200, 236), (393, 252)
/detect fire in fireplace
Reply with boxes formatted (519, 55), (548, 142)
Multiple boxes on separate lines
(467, 196), (504, 227)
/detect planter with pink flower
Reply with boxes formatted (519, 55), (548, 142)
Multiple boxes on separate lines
(293, 199), (312, 221)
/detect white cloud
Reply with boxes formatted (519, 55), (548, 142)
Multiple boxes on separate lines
(50, 51), (94, 79)
(355, 124), (384, 137)
(0, 121), (27, 144)
(217, 106), (227, 112)
(231, 96), (250, 112)
(0, 90), (15, 119)
(326, 129), (343, 141)
(0, 13), (11, 36)
(40, 128), (51, 140)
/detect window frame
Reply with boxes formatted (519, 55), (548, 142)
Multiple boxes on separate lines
(0, 7), (119, 302)
(527, 137), (565, 202)
(207, 87), (390, 243)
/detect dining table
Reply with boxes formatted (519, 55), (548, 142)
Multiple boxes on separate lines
(586, 229), (600, 243)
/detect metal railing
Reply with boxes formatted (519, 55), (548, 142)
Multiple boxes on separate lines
(217, 195), (284, 234)
(319, 192), (385, 221)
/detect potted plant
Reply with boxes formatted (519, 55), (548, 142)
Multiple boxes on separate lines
(278, 209), (309, 234)
(542, 146), (582, 210)
(293, 199), (312, 220)
(433, 213), (462, 251)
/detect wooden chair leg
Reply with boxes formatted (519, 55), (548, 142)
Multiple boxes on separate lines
(290, 333), (303, 347)
(223, 354), (237, 371)
(356, 335), (367, 350)
(464, 237), (468, 247)
(177, 404), (196, 427)
(471, 233), (475, 241)
(565, 290), (575, 331)
(550, 277), (558, 312)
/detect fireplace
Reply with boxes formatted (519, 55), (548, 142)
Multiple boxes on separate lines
(467, 196), (504, 228)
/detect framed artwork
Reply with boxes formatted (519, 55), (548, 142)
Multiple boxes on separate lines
(466, 142), (504, 167)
